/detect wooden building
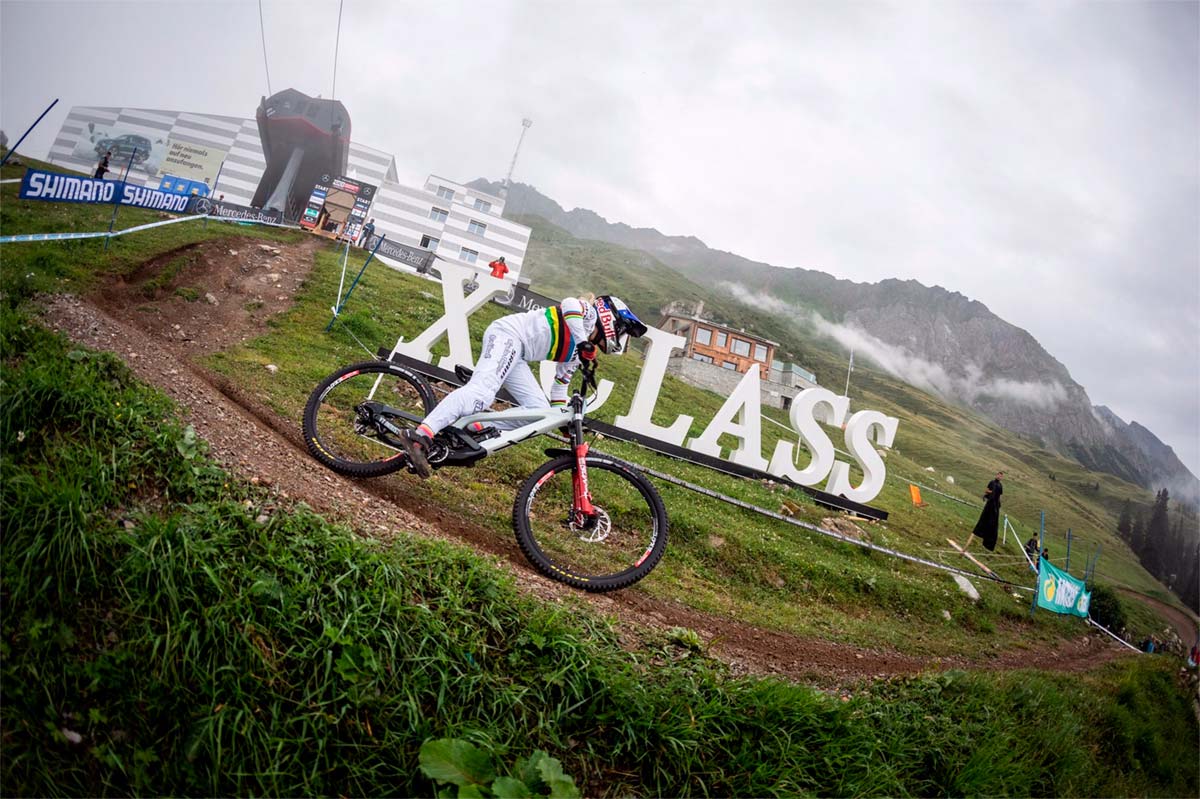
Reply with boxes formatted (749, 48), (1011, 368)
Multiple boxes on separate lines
(658, 301), (777, 378)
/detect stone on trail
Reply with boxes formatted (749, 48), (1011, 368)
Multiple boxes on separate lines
(952, 574), (980, 601)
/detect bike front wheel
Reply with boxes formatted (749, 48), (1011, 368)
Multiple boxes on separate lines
(513, 454), (668, 592)
(302, 361), (436, 478)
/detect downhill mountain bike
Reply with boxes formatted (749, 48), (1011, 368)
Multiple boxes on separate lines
(302, 359), (668, 592)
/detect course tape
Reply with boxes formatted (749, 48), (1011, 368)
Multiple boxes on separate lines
(0, 211), (300, 244)
(0, 178), (23, 184)
(633, 460), (1035, 591)
(1088, 617), (1143, 652)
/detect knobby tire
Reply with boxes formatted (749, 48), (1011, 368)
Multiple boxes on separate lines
(302, 360), (435, 478)
(513, 454), (668, 592)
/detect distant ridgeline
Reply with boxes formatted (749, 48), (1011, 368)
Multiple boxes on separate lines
(470, 178), (1199, 504)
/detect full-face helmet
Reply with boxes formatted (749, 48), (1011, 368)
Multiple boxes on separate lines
(591, 295), (648, 354)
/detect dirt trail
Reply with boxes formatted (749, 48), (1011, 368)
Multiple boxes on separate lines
(40, 236), (1134, 686)
(1118, 588), (1199, 647)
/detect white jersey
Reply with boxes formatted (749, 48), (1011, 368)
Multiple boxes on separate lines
(494, 297), (598, 403)
(418, 297), (600, 436)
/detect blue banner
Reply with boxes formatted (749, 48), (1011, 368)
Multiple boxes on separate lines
(19, 167), (191, 213)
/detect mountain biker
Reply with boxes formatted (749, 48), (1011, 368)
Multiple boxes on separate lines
(398, 294), (647, 478)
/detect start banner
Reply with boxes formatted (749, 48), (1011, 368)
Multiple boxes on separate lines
(20, 168), (190, 213)
(1036, 559), (1091, 617)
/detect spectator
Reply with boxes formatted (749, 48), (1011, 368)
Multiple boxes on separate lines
(489, 255), (509, 279)
(357, 218), (376, 247)
(1024, 536), (1039, 561)
(968, 470), (1004, 551)
(94, 150), (111, 180)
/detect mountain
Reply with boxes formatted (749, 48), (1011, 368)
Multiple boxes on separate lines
(473, 179), (1199, 504)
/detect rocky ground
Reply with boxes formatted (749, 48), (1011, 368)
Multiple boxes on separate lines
(40, 235), (1137, 687)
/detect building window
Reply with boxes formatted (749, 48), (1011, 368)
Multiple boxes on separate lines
(437, 186), (454, 201)
(692, 353), (713, 364)
(473, 198), (491, 213)
(754, 343), (768, 361)
(694, 327), (712, 345)
(722, 361), (738, 370)
(430, 207), (448, 223)
(731, 338), (751, 356)
(459, 247), (478, 263)
(420, 235), (440, 250)
(782, 396), (792, 411)
(716, 331), (727, 348)
(468, 219), (487, 236)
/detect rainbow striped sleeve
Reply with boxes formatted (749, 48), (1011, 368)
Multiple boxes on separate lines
(544, 305), (577, 362)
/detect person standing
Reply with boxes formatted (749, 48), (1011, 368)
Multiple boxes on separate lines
(94, 150), (111, 179)
(357, 218), (376, 247)
(970, 470), (1004, 551)
(488, 255), (509, 279)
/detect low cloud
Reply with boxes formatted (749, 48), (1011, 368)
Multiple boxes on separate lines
(718, 282), (1068, 410)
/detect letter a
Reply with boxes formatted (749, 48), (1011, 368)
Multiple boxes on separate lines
(686, 368), (768, 469)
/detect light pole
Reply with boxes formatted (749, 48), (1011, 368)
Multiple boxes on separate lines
(500, 118), (533, 198)
(843, 349), (854, 397)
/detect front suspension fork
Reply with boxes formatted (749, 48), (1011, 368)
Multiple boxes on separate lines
(569, 399), (596, 523)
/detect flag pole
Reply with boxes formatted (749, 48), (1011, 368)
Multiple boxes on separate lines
(843, 349), (854, 397)
(103, 147), (137, 252)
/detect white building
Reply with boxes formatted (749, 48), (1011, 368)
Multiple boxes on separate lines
(46, 105), (530, 276)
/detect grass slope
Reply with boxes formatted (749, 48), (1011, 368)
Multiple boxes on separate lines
(2, 298), (1196, 798)
(516, 214), (1185, 606)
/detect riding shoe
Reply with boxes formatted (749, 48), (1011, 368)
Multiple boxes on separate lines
(399, 429), (433, 479)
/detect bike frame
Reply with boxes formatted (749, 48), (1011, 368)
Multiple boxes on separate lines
(366, 364), (600, 517)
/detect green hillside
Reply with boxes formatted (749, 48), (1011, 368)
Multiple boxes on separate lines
(2, 157), (1197, 795)
(517, 214), (1182, 602)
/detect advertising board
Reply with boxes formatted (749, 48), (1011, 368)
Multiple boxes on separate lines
(72, 124), (168, 173)
(159, 137), (227, 184)
(20, 168), (190, 212)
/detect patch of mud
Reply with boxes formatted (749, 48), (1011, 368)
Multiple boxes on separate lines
(93, 236), (323, 357)
(38, 235), (1138, 687)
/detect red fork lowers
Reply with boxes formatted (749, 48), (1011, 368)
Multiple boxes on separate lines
(573, 441), (595, 517)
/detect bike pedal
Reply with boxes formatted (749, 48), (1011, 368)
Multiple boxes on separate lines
(472, 426), (500, 441)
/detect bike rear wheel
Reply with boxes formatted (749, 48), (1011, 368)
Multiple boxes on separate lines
(302, 361), (436, 478)
(513, 454), (668, 592)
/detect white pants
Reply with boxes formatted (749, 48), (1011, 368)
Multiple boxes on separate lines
(420, 320), (549, 434)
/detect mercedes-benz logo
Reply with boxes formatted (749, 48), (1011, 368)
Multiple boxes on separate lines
(194, 198), (213, 215)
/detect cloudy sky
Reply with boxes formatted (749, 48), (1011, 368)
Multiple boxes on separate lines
(3, 0), (1198, 477)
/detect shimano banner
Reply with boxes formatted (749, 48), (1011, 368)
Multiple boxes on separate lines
(187, 196), (283, 224)
(1035, 559), (1092, 618)
(20, 168), (190, 212)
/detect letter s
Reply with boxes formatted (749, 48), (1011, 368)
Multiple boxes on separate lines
(767, 388), (849, 486)
(824, 410), (898, 503)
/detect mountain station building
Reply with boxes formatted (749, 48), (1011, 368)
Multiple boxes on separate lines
(658, 301), (818, 410)
(45, 105), (530, 280)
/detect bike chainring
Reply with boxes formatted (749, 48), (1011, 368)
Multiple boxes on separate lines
(425, 438), (450, 464)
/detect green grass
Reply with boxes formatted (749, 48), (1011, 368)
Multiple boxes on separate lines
(193, 233), (1171, 654)
(2, 302), (1196, 797)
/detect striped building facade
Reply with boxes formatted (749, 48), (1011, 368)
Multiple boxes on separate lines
(46, 105), (530, 275)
